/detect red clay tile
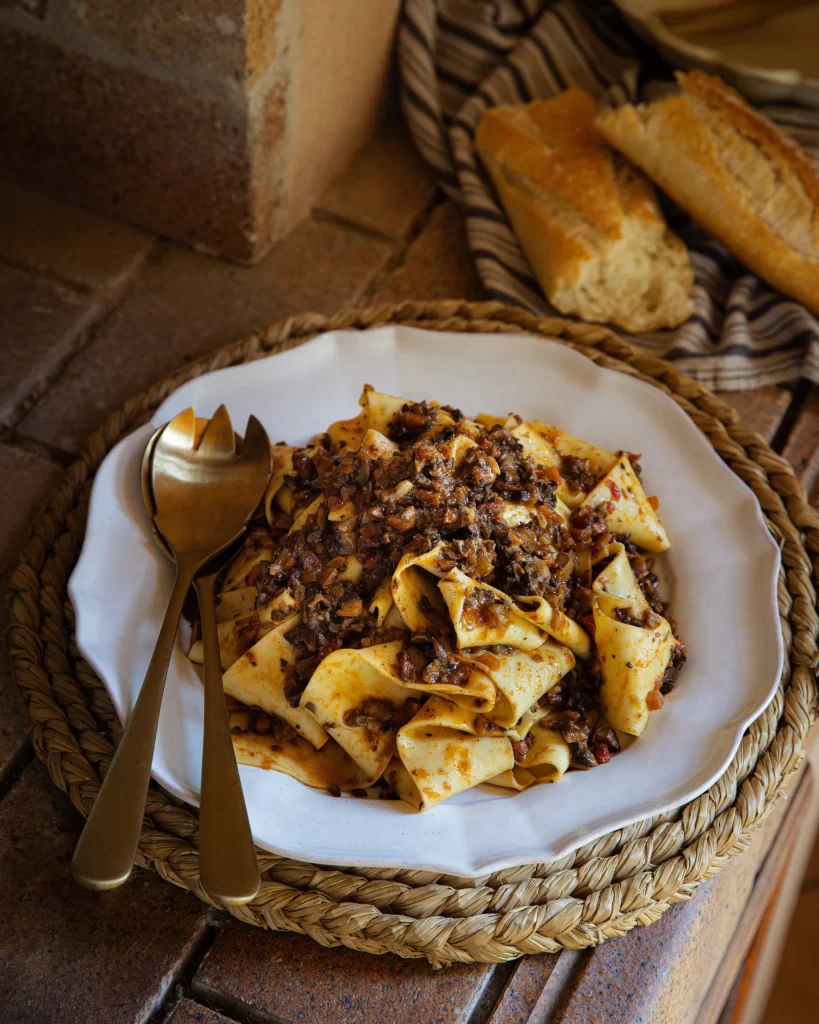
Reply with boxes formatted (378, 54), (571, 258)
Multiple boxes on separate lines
(193, 922), (494, 1024)
(718, 386), (793, 446)
(0, 180), (153, 293)
(0, 443), (62, 573)
(552, 800), (788, 1024)
(317, 119), (438, 241)
(0, 265), (96, 427)
(0, 761), (211, 1024)
(0, 643), (27, 787)
(166, 997), (236, 1024)
(20, 221), (393, 452)
(370, 201), (485, 303)
(487, 954), (563, 1024)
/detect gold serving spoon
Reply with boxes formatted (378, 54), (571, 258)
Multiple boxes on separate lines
(140, 410), (267, 904)
(72, 406), (271, 900)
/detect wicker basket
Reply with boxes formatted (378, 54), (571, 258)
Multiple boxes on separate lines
(8, 300), (819, 966)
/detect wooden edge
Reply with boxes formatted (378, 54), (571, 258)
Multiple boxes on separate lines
(697, 762), (815, 1024)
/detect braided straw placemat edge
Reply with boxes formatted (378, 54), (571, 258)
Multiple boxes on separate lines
(8, 300), (819, 966)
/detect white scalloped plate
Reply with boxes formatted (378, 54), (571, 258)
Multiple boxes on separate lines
(69, 327), (782, 876)
(615, 0), (819, 107)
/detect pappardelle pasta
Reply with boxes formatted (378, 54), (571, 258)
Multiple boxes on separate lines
(189, 386), (686, 810)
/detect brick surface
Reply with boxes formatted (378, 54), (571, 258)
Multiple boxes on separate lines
(487, 954), (563, 1024)
(370, 200), (485, 303)
(719, 386), (792, 446)
(0, 25), (262, 262)
(0, 264), (95, 426)
(317, 118), (438, 240)
(553, 798), (789, 1024)
(166, 998), (235, 1024)
(0, 641), (27, 787)
(0, 761), (211, 1024)
(193, 924), (493, 1024)
(0, 0), (46, 15)
(0, 444), (60, 779)
(62, 0), (250, 79)
(20, 221), (392, 452)
(0, 180), (153, 292)
(247, 0), (282, 86)
(0, 444), (62, 572)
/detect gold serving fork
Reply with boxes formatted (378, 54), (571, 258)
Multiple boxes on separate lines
(72, 406), (271, 903)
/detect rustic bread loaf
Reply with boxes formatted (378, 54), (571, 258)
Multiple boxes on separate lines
(474, 88), (694, 333)
(596, 71), (819, 317)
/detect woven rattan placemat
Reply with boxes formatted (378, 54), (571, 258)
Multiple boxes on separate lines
(8, 301), (819, 965)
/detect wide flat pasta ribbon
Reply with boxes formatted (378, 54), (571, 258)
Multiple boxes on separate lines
(188, 589), (296, 667)
(438, 568), (544, 651)
(531, 420), (616, 486)
(299, 646), (414, 784)
(514, 594), (592, 659)
(188, 588), (297, 669)
(507, 419), (616, 510)
(580, 454), (670, 552)
(327, 387), (456, 450)
(287, 494), (325, 536)
(359, 639), (497, 713)
(214, 585), (257, 623)
(221, 615), (329, 749)
(221, 526), (275, 592)
(488, 712), (572, 789)
(461, 640), (575, 728)
(391, 543), (453, 632)
(388, 696), (513, 810)
(263, 445), (298, 525)
(439, 567), (591, 659)
(593, 544), (676, 736)
(229, 709), (371, 791)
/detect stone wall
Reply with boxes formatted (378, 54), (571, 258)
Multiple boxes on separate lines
(0, 0), (400, 262)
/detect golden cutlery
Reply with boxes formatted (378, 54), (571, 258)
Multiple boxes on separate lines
(72, 406), (271, 897)
(141, 411), (266, 904)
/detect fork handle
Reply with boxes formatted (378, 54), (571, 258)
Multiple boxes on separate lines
(72, 563), (195, 890)
(196, 574), (260, 904)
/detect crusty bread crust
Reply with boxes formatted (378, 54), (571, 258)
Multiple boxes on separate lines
(596, 71), (819, 316)
(475, 89), (693, 332)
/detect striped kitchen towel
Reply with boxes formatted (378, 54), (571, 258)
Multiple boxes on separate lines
(398, 0), (819, 391)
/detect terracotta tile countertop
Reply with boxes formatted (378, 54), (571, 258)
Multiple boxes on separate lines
(1, 120), (818, 1024)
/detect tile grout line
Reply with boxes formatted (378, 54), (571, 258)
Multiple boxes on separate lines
(188, 976), (282, 1024)
(147, 916), (230, 1024)
(311, 206), (403, 244)
(0, 737), (33, 809)
(3, 432), (80, 469)
(0, 252), (97, 297)
(357, 190), (446, 306)
(467, 960), (516, 1024)
(2, 239), (167, 436)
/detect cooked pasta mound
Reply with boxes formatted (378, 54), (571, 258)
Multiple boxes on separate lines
(189, 386), (686, 810)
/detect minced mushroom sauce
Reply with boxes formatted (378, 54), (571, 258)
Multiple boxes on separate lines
(214, 390), (686, 790)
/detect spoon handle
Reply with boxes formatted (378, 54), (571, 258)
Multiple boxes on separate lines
(195, 573), (261, 904)
(72, 563), (195, 890)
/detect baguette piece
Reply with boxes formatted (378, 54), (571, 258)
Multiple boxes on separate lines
(474, 89), (694, 332)
(596, 71), (819, 317)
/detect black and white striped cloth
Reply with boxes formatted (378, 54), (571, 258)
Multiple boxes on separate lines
(398, 0), (819, 391)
